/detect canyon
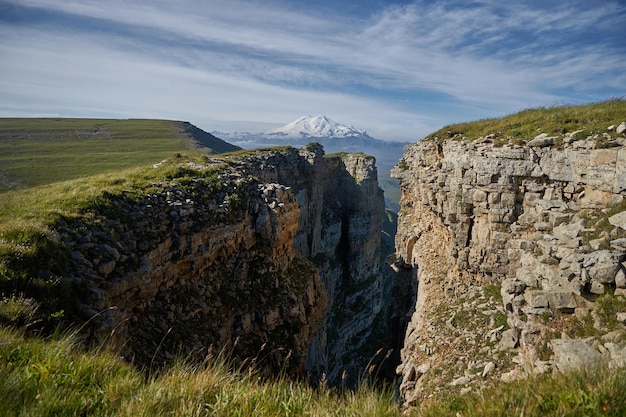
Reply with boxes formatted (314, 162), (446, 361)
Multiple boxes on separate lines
(49, 144), (389, 383)
(6, 114), (626, 408)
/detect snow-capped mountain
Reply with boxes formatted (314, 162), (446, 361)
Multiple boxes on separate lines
(265, 115), (368, 139)
(211, 116), (411, 210)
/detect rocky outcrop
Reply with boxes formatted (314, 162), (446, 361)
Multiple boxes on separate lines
(393, 129), (626, 404)
(51, 144), (386, 377)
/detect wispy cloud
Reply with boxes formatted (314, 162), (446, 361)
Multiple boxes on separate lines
(1, 0), (624, 140)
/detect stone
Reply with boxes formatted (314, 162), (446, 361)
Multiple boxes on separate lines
(547, 292), (577, 311)
(583, 250), (621, 283)
(482, 361), (496, 378)
(525, 290), (549, 308)
(553, 219), (585, 240)
(589, 281), (605, 295)
(501, 368), (525, 383)
(609, 211), (626, 230)
(552, 338), (602, 373)
(590, 237), (608, 251)
(528, 134), (556, 147)
(604, 343), (626, 367)
(498, 329), (519, 350)
(103, 244), (121, 261)
(617, 122), (626, 135)
(616, 268), (626, 288)
(611, 239), (626, 251)
(97, 260), (116, 276)
(450, 376), (472, 386)
(601, 330), (625, 343)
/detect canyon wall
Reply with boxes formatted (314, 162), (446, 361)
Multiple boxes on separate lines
(54, 144), (386, 378)
(393, 132), (626, 404)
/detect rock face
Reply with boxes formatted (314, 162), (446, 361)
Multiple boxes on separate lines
(393, 133), (626, 404)
(53, 144), (386, 377)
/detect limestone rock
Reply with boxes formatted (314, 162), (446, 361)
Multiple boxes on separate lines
(583, 250), (621, 283)
(392, 132), (626, 404)
(609, 211), (626, 230)
(48, 145), (386, 381)
(552, 338), (602, 373)
(482, 361), (496, 378)
(528, 133), (556, 147)
(547, 292), (577, 311)
(498, 329), (519, 350)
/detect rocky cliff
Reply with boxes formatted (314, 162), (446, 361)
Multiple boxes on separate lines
(50, 144), (386, 377)
(393, 125), (626, 404)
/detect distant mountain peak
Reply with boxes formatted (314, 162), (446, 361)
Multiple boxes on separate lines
(265, 115), (368, 139)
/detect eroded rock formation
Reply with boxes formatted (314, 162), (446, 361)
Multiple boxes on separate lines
(53, 144), (386, 378)
(393, 131), (626, 404)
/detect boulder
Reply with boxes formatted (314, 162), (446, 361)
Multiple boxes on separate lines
(498, 329), (519, 350)
(547, 292), (577, 311)
(604, 343), (626, 367)
(482, 362), (496, 378)
(609, 211), (626, 230)
(552, 338), (602, 373)
(524, 290), (548, 308)
(528, 134), (556, 148)
(583, 250), (621, 283)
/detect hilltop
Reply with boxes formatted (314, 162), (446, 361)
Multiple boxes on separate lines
(0, 118), (240, 192)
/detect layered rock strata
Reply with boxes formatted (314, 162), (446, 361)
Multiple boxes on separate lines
(393, 131), (626, 404)
(53, 144), (385, 377)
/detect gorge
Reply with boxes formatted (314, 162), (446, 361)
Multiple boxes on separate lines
(22, 144), (393, 384)
(2, 105), (626, 409)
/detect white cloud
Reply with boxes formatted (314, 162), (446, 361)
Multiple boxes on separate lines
(0, 27), (430, 139)
(1, 0), (624, 140)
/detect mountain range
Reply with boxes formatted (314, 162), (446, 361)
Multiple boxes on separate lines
(213, 115), (410, 210)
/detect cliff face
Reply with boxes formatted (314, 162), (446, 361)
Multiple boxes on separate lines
(55, 144), (385, 377)
(393, 133), (626, 404)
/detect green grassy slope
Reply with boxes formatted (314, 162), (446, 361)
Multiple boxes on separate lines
(0, 118), (240, 192)
(425, 99), (626, 144)
(0, 316), (624, 417)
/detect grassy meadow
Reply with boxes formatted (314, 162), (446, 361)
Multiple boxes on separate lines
(0, 118), (211, 192)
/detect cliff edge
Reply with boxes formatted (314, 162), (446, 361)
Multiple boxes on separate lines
(4, 144), (386, 379)
(393, 106), (626, 405)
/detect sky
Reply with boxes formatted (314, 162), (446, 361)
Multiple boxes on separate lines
(1, 0), (625, 141)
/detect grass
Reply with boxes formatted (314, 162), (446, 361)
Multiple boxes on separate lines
(1, 318), (626, 417)
(425, 99), (626, 144)
(0, 118), (222, 192)
(0, 323), (400, 417)
(417, 365), (626, 417)
(0, 154), (234, 322)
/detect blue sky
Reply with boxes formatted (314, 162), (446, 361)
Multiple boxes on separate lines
(1, 0), (625, 141)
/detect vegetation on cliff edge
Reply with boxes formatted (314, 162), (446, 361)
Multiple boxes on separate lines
(1, 309), (625, 417)
(0, 155), (237, 323)
(426, 99), (626, 144)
